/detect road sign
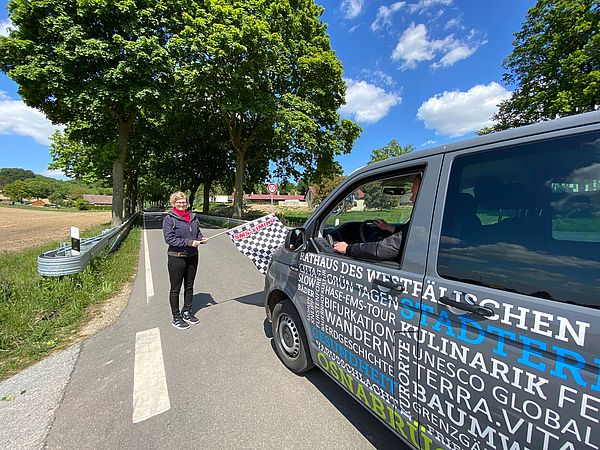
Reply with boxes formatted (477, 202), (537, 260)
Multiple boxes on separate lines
(267, 183), (278, 194)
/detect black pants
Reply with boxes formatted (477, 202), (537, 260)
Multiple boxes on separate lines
(167, 254), (198, 319)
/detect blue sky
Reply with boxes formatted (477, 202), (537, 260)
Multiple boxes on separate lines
(0, 0), (535, 179)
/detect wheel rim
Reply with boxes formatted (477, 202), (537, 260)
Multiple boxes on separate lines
(277, 313), (300, 358)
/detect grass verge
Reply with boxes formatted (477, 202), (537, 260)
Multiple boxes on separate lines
(0, 220), (141, 381)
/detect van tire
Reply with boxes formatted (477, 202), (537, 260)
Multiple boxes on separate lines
(272, 299), (314, 373)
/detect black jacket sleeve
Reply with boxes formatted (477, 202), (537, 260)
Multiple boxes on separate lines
(346, 231), (404, 261)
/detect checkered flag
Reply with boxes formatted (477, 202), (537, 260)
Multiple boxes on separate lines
(226, 215), (288, 274)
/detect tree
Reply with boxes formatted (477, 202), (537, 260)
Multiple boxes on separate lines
(487, 0), (599, 132)
(0, 0), (181, 225)
(49, 130), (115, 184)
(176, 0), (361, 218)
(3, 180), (31, 202)
(368, 140), (414, 164)
(0, 168), (35, 189)
(26, 179), (52, 199)
(313, 175), (346, 205)
(362, 182), (396, 211)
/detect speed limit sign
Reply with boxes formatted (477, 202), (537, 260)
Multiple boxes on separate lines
(267, 183), (278, 194)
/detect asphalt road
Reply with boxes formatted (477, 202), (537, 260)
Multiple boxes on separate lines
(2, 213), (406, 449)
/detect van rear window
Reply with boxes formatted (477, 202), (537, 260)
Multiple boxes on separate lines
(438, 131), (600, 308)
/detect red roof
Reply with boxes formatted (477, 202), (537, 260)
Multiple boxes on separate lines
(83, 194), (113, 205)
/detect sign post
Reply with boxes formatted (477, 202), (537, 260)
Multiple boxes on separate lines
(267, 183), (278, 212)
(71, 226), (80, 256)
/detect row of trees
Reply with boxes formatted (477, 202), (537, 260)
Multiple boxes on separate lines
(0, 168), (111, 204)
(0, 0), (361, 224)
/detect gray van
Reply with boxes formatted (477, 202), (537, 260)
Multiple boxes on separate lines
(264, 111), (600, 450)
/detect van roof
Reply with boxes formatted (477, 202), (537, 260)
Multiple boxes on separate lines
(353, 110), (600, 176)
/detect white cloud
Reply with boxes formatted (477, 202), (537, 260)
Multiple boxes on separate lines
(340, 79), (401, 124)
(0, 18), (13, 36)
(360, 69), (396, 87)
(340, 0), (364, 19)
(417, 82), (511, 137)
(445, 17), (462, 30)
(0, 92), (61, 145)
(432, 44), (475, 68)
(408, 0), (453, 14)
(391, 22), (483, 70)
(371, 2), (405, 32)
(391, 23), (453, 69)
(422, 139), (437, 147)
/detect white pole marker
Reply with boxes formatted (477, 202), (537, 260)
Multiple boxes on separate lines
(71, 226), (80, 255)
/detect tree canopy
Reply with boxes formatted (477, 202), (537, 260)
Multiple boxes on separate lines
(174, 0), (360, 217)
(0, 168), (35, 189)
(1, 0), (359, 219)
(0, 0), (179, 224)
(368, 140), (414, 164)
(488, 0), (599, 131)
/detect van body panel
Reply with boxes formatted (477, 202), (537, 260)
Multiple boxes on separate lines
(265, 111), (600, 449)
(423, 128), (600, 450)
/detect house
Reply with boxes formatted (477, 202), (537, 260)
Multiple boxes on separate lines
(30, 199), (49, 207)
(82, 194), (113, 206)
(304, 186), (317, 209)
(243, 193), (308, 208)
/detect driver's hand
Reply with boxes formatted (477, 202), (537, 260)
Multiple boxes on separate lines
(373, 219), (395, 233)
(333, 241), (348, 254)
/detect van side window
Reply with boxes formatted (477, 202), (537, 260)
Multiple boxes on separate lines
(319, 173), (420, 267)
(438, 131), (600, 308)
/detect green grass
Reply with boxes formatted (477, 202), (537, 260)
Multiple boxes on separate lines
(323, 208), (413, 226)
(0, 221), (141, 381)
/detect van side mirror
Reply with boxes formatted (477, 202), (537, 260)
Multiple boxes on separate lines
(285, 228), (305, 251)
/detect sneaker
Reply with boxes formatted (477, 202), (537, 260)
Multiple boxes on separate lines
(172, 317), (190, 330)
(182, 310), (199, 325)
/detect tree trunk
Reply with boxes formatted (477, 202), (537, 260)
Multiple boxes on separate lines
(112, 117), (135, 226)
(126, 171), (138, 217)
(202, 179), (212, 214)
(233, 151), (245, 219)
(188, 181), (200, 212)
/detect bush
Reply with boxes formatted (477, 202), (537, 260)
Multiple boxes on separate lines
(74, 198), (91, 210)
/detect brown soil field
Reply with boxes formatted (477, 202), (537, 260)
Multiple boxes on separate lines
(0, 207), (112, 253)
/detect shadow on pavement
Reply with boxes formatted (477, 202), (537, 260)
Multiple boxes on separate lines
(143, 213), (166, 230)
(263, 318), (273, 338)
(265, 341), (408, 450)
(232, 291), (263, 307)
(191, 292), (217, 314)
(302, 368), (405, 449)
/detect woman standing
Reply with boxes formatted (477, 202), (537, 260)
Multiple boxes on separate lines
(162, 191), (207, 330)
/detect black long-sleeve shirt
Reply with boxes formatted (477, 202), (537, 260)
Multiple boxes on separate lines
(346, 228), (404, 261)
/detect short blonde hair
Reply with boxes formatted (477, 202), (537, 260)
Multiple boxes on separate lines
(170, 191), (188, 206)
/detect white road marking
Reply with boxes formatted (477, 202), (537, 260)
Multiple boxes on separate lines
(143, 215), (154, 304)
(132, 328), (170, 423)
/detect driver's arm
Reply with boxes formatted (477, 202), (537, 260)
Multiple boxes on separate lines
(344, 231), (404, 261)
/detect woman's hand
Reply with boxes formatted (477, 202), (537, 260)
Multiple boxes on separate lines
(191, 238), (208, 247)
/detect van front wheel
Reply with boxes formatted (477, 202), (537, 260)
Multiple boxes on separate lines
(272, 299), (314, 374)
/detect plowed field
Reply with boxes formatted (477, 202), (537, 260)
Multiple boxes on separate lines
(0, 207), (112, 253)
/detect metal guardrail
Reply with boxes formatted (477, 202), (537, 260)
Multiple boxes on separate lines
(38, 213), (139, 276)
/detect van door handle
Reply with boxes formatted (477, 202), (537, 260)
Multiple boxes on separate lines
(372, 278), (405, 292)
(439, 296), (495, 317)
